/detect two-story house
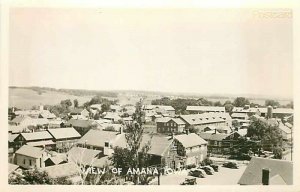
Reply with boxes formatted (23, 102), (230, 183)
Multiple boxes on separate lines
(14, 145), (50, 169)
(156, 117), (186, 133)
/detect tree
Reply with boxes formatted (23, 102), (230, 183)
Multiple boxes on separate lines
(213, 101), (222, 107)
(232, 120), (240, 130)
(188, 125), (199, 134)
(73, 99), (79, 108)
(94, 113), (100, 120)
(247, 118), (283, 152)
(8, 168), (72, 185)
(265, 100), (280, 107)
(101, 103), (111, 113)
(61, 99), (72, 108)
(110, 100), (152, 185)
(233, 97), (250, 107)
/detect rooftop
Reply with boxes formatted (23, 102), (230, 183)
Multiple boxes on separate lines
(186, 106), (225, 112)
(15, 145), (45, 158)
(114, 134), (174, 156)
(20, 131), (53, 141)
(77, 130), (121, 148)
(174, 133), (207, 148)
(180, 113), (231, 125)
(47, 127), (81, 140)
(232, 107), (293, 114)
(42, 162), (79, 179)
(67, 147), (102, 166)
(238, 157), (293, 185)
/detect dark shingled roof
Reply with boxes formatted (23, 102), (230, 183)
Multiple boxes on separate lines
(238, 157), (293, 185)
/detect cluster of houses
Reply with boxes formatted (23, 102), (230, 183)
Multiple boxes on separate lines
(8, 102), (293, 185)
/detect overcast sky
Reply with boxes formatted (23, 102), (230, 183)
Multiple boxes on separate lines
(9, 8), (293, 98)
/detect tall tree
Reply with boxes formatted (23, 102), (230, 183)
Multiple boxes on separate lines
(61, 99), (72, 108)
(73, 99), (79, 108)
(265, 100), (280, 107)
(247, 118), (283, 153)
(111, 99), (152, 184)
(233, 97), (250, 107)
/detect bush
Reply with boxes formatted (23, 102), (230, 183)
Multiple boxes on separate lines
(186, 164), (196, 169)
(201, 158), (213, 166)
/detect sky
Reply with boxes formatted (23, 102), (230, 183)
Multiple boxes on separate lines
(9, 8), (293, 99)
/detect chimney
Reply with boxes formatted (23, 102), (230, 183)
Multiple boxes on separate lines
(267, 106), (273, 119)
(262, 168), (270, 185)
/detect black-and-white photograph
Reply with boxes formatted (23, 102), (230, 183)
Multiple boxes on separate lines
(5, 5), (295, 187)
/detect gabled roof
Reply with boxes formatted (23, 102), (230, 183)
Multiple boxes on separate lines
(174, 133), (207, 148)
(47, 128), (81, 140)
(77, 130), (121, 148)
(65, 119), (96, 128)
(103, 112), (121, 120)
(231, 113), (249, 118)
(156, 117), (171, 123)
(67, 147), (101, 166)
(8, 125), (28, 133)
(15, 145), (45, 158)
(269, 174), (287, 185)
(186, 106), (225, 112)
(42, 162), (79, 179)
(180, 113), (230, 125)
(198, 132), (229, 141)
(114, 134), (174, 156)
(9, 134), (19, 142)
(45, 156), (65, 165)
(8, 163), (20, 174)
(143, 105), (175, 111)
(232, 107), (293, 114)
(39, 111), (56, 119)
(26, 140), (55, 146)
(238, 157), (293, 185)
(278, 122), (291, 134)
(156, 117), (186, 125)
(10, 116), (30, 124)
(70, 108), (86, 114)
(20, 131), (53, 141)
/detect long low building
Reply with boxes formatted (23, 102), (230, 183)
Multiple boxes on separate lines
(179, 113), (232, 132)
(186, 106), (226, 114)
(232, 106), (293, 118)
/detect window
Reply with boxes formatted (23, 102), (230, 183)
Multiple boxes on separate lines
(104, 142), (109, 147)
(29, 159), (32, 166)
(23, 159), (26, 165)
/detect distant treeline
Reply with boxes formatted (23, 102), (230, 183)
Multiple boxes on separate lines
(151, 97), (293, 114)
(10, 86), (118, 98)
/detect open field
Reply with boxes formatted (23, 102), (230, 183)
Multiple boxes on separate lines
(9, 87), (292, 109)
(9, 88), (93, 109)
